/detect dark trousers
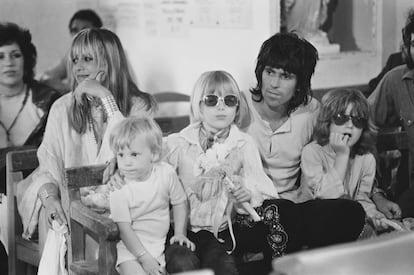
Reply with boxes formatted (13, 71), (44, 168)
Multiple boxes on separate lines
(165, 243), (199, 274)
(234, 199), (366, 271)
(398, 186), (414, 218)
(0, 242), (7, 275)
(165, 229), (238, 275)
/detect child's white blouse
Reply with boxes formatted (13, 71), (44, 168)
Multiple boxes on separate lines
(163, 122), (279, 234)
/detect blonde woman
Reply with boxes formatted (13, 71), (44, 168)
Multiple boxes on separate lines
(17, 28), (155, 253)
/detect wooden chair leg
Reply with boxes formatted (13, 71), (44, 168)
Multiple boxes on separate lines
(15, 260), (27, 275)
(70, 220), (85, 263)
(26, 264), (37, 275)
(98, 240), (117, 275)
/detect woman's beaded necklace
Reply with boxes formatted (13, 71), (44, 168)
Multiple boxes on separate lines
(0, 86), (29, 146)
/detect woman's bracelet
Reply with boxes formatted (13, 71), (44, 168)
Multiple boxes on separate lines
(101, 95), (119, 117)
(136, 250), (147, 259)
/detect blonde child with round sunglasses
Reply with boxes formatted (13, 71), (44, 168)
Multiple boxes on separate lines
(163, 70), (279, 275)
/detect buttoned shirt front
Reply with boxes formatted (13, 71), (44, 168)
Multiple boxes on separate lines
(242, 91), (320, 202)
(369, 65), (414, 174)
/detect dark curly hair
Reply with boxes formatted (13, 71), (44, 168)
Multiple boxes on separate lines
(250, 32), (318, 115)
(402, 9), (414, 69)
(0, 22), (37, 84)
(69, 9), (103, 30)
(313, 89), (377, 156)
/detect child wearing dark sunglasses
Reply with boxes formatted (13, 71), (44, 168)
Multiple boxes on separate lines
(300, 88), (394, 233)
(163, 70), (279, 275)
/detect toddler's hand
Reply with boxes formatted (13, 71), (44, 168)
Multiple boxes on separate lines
(139, 253), (165, 275)
(170, 234), (196, 251)
(106, 170), (126, 192)
(329, 132), (350, 155)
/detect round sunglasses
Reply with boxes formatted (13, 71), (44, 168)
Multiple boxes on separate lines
(202, 94), (239, 107)
(332, 113), (367, 129)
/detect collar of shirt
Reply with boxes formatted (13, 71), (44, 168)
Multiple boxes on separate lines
(247, 97), (293, 134)
(402, 66), (414, 80)
(179, 122), (247, 148)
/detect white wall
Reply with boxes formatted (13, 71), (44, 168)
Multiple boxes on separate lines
(2, 0), (414, 94)
(0, 0), (274, 94)
(0, 0), (81, 75)
(117, 0), (274, 94)
(395, 0), (414, 49)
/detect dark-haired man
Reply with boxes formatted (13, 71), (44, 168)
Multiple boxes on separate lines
(369, 9), (414, 218)
(236, 32), (365, 273)
(242, 32), (320, 203)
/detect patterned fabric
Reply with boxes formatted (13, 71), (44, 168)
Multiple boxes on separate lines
(235, 203), (288, 258)
(100, 95), (119, 117)
(198, 124), (230, 152)
(164, 123), (279, 235)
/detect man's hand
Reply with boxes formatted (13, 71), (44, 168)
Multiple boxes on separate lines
(372, 193), (402, 219)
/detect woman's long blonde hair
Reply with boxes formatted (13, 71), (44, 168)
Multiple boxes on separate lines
(68, 28), (155, 133)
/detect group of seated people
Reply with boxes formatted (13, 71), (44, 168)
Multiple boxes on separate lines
(0, 7), (414, 275)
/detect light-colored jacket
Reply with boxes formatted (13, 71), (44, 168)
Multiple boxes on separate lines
(164, 122), (278, 237)
(300, 141), (380, 218)
(17, 93), (152, 238)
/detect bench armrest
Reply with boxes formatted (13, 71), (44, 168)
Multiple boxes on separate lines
(70, 200), (119, 241)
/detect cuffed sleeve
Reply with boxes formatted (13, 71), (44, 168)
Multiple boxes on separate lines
(301, 143), (346, 199)
(354, 154), (379, 218)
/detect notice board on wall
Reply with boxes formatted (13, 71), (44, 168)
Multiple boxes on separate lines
(95, 0), (271, 94)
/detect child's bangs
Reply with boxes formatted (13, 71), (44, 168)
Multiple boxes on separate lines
(332, 98), (350, 115)
(326, 90), (369, 118)
(112, 128), (136, 152)
(204, 73), (239, 96)
(350, 99), (369, 118)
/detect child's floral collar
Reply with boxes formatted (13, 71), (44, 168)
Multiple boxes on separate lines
(187, 123), (246, 176)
